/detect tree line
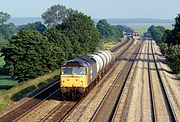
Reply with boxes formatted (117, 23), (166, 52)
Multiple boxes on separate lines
(96, 19), (134, 40)
(145, 13), (180, 73)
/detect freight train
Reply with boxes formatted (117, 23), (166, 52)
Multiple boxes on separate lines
(60, 50), (114, 98)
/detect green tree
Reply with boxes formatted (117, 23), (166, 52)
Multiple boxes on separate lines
(174, 13), (180, 32)
(123, 25), (134, 33)
(18, 22), (47, 33)
(59, 12), (99, 56)
(111, 25), (124, 39)
(0, 33), (8, 49)
(167, 45), (180, 72)
(0, 11), (10, 25)
(1, 30), (57, 82)
(96, 19), (113, 39)
(45, 27), (72, 62)
(41, 5), (76, 27)
(0, 23), (17, 39)
(147, 25), (165, 44)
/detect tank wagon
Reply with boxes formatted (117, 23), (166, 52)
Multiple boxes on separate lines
(60, 50), (113, 97)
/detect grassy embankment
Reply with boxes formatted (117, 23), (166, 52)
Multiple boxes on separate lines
(0, 69), (59, 111)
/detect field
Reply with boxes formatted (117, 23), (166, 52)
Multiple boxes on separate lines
(128, 24), (173, 36)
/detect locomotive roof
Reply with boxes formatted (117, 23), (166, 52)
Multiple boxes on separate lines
(63, 55), (96, 67)
(77, 55), (96, 65)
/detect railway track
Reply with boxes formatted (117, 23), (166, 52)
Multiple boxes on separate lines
(89, 40), (143, 122)
(40, 98), (84, 122)
(13, 89), (60, 122)
(147, 41), (156, 121)
(0, 80), (60, 122)
(148, 40), (177, 121)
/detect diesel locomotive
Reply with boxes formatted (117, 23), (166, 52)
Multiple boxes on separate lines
(60, 50), (113, 97)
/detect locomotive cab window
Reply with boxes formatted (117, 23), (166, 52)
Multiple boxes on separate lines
(62, 67), (86, 75)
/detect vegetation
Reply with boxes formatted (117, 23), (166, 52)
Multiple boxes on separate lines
(146, 25), (165, 44)
(17, 22), (47, 33)
(1, 30), (58, 82)
(96, 19), (124, 40)
(59, 12), (99, 56)
(145, 13), (180, 73)
(101, 37), (125, 50)
(0, 11), (10, 25)
(41, 4), (76, 27)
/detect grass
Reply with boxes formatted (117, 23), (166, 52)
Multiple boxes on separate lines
(101, 38), (124, 50)
(0, 76), (18, 91)
(129, 24), (174, 36)
(177, 73), (180, 80)
(0, 70), (60, 111)
(0, 55), (5, 68)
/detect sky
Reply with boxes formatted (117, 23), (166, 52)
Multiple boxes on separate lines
(0, 0), (180, 19)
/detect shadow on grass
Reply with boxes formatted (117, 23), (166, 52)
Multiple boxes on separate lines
(0, 85), (15, 90)
(10, 75), (60, 101)
(11, 85), (37, 101)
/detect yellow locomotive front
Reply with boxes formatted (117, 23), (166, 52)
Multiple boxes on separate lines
(61, 67), (88, 89)
(60, 56), (97, 98)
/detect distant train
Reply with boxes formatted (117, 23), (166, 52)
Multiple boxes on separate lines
(60, 50), (113, 98)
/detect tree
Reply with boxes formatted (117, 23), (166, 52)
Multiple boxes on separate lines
(96, 19), (113, 39)
(0, 23), (17, 39)
(0, 33), (8, 49)
(41, 5), (76, 27)
(172, 13), (180, 45)
(0, 11), (10, 25)
(18, 22), (47, 33)
(147, 25), (165, 44)
(59, 12), (99, 56)
(45, 27), (72, 62)
(174, 13), (180, 32)
(1, 30), (58, 82)
(111, 25), (124, 39)
(123, 25), (134, 33)
(167, 45), (180, 72)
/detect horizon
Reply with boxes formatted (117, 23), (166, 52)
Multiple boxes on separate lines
(10, 17), (174, 20)
(0, 0), (179, 19)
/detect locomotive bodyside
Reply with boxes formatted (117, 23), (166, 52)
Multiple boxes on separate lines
(60, 50), (113, 97)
